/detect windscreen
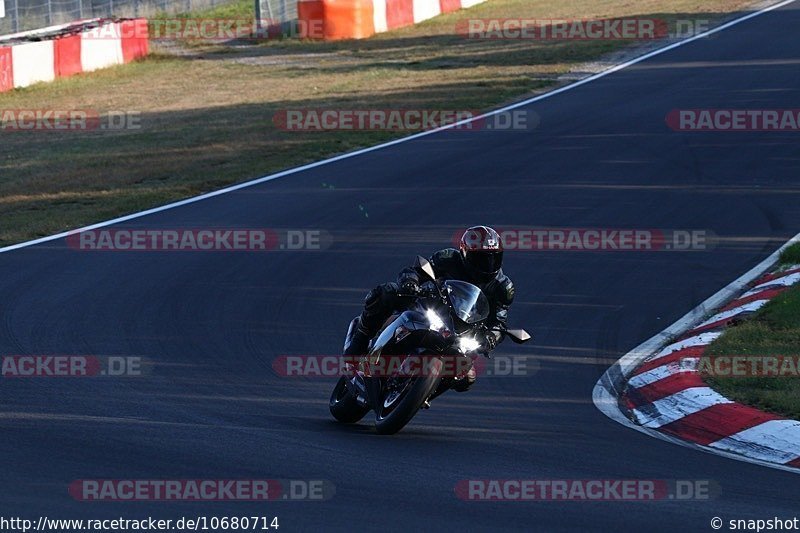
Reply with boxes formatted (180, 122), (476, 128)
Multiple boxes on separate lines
(444, 280), (490, 324)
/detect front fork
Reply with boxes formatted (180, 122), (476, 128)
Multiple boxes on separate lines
(344, 355), (385, 410)
(426, 352), (475, 403)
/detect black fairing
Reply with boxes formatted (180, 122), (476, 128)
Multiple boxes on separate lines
(362, 309), (451, 410)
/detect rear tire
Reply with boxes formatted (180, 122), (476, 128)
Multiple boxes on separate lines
(329, 376), (370, 423)
(375, 357), (442, 435)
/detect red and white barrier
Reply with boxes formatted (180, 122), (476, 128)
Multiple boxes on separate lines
(12, 41), (56, 88)
(0, 19), (149, 93)
(299, 0), (487, 40)
(0, 47), (12, 92)
(375, 0), (488, 34)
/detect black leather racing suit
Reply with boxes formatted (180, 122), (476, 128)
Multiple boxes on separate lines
(348, 248), (515, 356)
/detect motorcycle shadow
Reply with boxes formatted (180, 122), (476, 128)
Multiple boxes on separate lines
(316, 418), (462, 441)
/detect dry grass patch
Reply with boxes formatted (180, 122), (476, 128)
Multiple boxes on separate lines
(0, 0), (760, 244)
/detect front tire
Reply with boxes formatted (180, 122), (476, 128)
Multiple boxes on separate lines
(329, 376), (370, 423)
(375, 357), (443, 435)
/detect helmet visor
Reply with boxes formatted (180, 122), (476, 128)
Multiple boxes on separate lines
(466, 250), (503, 275)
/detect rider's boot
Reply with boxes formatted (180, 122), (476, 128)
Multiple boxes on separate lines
(343, 323), (370, 356)
(342, 320), (373, 399)
(343, 286), (386, 356)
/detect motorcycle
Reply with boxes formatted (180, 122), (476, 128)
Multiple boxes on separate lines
(329, 256), (531, 434)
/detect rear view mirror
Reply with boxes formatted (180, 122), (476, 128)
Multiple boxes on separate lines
(414, 255), (436, 281)
(505, 329), (531, 344)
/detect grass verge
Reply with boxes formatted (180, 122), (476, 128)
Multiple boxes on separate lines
(703, 242), (800, 419)
(0, 0), (760, 245)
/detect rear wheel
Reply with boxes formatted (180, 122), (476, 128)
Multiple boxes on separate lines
(329, 376), (369, 423)
(375, 357), (442, 435)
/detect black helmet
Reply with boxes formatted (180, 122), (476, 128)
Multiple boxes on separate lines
(459, 226), (503, 281)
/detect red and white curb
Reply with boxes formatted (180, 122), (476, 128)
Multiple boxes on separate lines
(0, 19), (148, 93)
(594, 233), (800, 473)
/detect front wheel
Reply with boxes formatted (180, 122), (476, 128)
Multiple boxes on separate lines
(329, 376), (369, 423)
(375, 357), (443, 435)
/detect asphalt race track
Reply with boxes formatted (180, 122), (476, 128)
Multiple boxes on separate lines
(2, 2), (800, 531)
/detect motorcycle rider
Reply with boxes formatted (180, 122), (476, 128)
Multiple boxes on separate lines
(343, 225), (515, 391)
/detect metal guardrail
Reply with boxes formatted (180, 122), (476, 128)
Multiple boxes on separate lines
(255, 0), (295, 34)
(0, 0), (231, 35)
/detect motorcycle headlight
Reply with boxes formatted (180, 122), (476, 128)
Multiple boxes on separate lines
(425, 309), (445, 331)
(458, 335), (481, 354)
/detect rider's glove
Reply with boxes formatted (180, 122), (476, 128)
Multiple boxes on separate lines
(399, 277), (420, 295)
(483, 331), (499, 351)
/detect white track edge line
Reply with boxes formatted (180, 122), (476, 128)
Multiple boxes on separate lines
(593, 231), (800, 474)
(0, 0), (796, 254)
